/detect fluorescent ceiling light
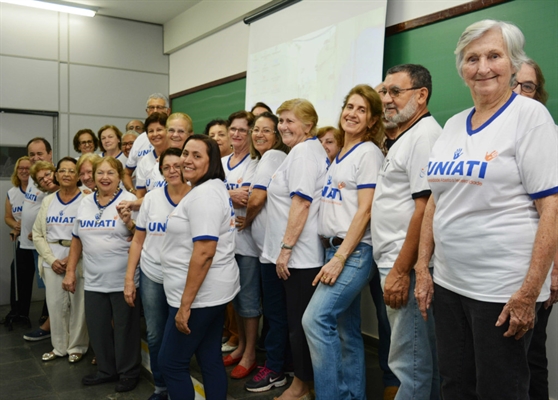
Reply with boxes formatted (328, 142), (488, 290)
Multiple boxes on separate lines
(0, 0), (97, 17)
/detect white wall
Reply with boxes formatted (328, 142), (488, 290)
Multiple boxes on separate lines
(0, 3), (169, 305)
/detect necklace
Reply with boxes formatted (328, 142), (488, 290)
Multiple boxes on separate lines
(94, 189), (121, 223)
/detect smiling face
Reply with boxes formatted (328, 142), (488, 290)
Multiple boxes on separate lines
(382, 72), (420, 125)
(251, 117), (277, 156)
(121, 133), (136, 157)
(17, 160), (31, 184)
(78, 133), (96, 154)
(340, 94), (375, 138)
(228, 118), (250, 153)
(278, 110), (310, 148)
(319, 130), (341, 160)
(28, 141), (53, 165)
(36, 169), (57, 192)
(461, 28), (514, 102)
(147, 122), (168, 151)
(161, 154), (183, 186)
(181, 139), (210, 186)
(56, 160), (79, 189)
(79, 160), (95, 190)
(94, 160), (120, 195)
(167, 119), (192, 150)
(100, 129), (120, 153)
(208, 124), (231, 157)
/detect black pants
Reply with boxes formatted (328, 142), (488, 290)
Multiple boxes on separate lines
(528, 304), (553, 400)
(8, 243), (35, 318)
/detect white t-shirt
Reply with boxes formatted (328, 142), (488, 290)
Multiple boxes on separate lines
(72, 189), (138, 292)
(250, 150), (288, 263)
(160, 179), (240, 309)
(371, 114), (442, 269)
(136, 186), (178, 284)
(262, 137), (328, 269)
(135, 150), (158, 190)
(222, 153), (259, 257)
(42, 191), (83, 269)
(20, 179), (47, 249)
(125, 132), (153, 171)
(429, 93), (558, 303)
(7, 186), (26, 243)
(319, 141), (384, 246)
(102, 151), (128, 169)
(144, 162), (167, 193)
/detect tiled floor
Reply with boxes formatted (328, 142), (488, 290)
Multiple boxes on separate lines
(0, 303), (385, 399)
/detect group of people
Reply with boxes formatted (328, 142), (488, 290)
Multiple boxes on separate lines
(3, 19), (557, 400)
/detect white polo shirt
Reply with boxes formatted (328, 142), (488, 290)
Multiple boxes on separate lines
(125, 132), (153, 171)
(160, 179), (240, 309)
(371, 114), (442, 269)
(262, 137), (328, 269)
(20, 179), (47, 250)
(319, 141), (384, 246)
(429, 93), (558, 303)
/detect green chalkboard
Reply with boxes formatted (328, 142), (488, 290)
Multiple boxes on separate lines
(171, 78), (246, 135)
(384, 0), (557, 126)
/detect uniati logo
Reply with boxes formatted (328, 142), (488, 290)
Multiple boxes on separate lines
(453, 148), (463, 160)
(59, 210), (64, 216)
(485, 150), (498, 161)
(326, 175), (332, 185)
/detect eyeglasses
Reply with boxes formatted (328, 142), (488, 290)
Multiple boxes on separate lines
(79, 140), (94, 145)
(162, 165), (181, 173)
(37, 171), (53, 185)
(122, 141), (135, 147)
(378, 87), (421, 98)
(146, 105), (168, 112)
(250, 128), (276, 136)
(512, 81), (538, 94)
(229, 127), (248, 134)
(57, 169), (76, 175)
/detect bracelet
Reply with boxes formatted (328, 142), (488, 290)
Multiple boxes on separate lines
(127, 221), (136, 231)
(333, 253), (346, 265)
(280, 241), (294, 250)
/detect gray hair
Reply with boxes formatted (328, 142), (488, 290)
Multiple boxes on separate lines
(123, 130), (139, 138)
(385, 64), (433, 104)
(146, 93), (170, 108)
(455, 20), (528, 79)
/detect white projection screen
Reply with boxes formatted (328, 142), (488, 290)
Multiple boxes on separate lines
(246, 0), (387, 127)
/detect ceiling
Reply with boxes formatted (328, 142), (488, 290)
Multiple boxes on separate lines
(62, 0), (203, 25)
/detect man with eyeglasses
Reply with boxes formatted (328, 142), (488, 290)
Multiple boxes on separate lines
(122, 93), (171, 193)
(20, 138), (54, 341)
(125, 119), (144, 134)
(371, 64), (442, 400)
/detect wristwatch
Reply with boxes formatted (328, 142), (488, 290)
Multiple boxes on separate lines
(280, 241), (294, 250)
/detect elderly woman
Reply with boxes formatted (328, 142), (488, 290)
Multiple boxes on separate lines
(415, 20), (558, 399)
(73, 129), (98, 155)
(221, 110), (261, 380)
(316, 126), (343, 164)
(302, 85), (384, 399)
(33, 157), (89, 363)
(512, 59), (557, 400)
(77, 153), (101, 193)
(123, 147), (190, 400)
(238, 112), (290, 392)
(62, 157), (140, 393)
(206, 119), (233, 158)
(158, 135), (240, 400)
(262, 99), (327, 400)
(2, 157), (35, 327)
(98, 125), (127, 167)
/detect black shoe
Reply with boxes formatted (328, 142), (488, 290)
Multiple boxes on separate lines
(115, 377), (139, 392)
(82, 373), (119, 386)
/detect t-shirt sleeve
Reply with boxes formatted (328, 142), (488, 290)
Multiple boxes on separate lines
(252, 152), (285, 191)
(287, 149), (319, 203)
(135, 195), (149, 231)
(407, 129), (438, 198)
(188, 187), (224, 242)
(356, 146), (384, 189)
(517, 120), (558, 199)
(125, 142), (140, 170)
(72, 217), (80, 238)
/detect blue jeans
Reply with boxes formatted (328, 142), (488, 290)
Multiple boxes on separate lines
(369, 269), (400, 388)
(302, 243), (374, 400)
(139, 271), (168, 388)
(261, 263), (289, 373)
(379, 268), (440, 400)
(232, 254), (262, 318)
(159, 304), (227, 400)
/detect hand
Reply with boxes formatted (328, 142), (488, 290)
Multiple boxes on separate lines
(276, 248), (292, 280)
(62, 272), (76, 293)
(313, 255), (344, 286)
(14, 221), (21, 233)
(82, 189), (92, 195)
(116, 202), (132, 224)
(383, 268), (411, 309)
(236, 216), (246, 231)
(51, 259), (67, 275)
(123, 279), (136, 307)
(414, 268), (434, 321)
(175, 306), (191, 334)
(28, 232), (33, 241)
(9, 229), (19, 242)
(544, 264), (558, 309)
(229, 187), (249, 208)
(496, 289), (537, 340)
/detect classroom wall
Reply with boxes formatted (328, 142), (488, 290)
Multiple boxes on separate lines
(0, 3), (169, 306)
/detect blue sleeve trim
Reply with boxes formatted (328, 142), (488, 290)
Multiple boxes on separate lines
(136, 226), (146, 231)
(357, 184), (376, 189)
(136, 185), (146, 189)
(412, 189), (431, 199)
(253, 185), (267, 191)
(192, 235), (219, 242)
(126, 166), (136, 171)
(292, 191), (313, 203)
(72, 233), (79, 238)
(241, 182), (251, 187)
(530, 186), (558, 200)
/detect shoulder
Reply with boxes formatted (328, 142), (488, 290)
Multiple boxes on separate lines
(413, 115), (443, 136)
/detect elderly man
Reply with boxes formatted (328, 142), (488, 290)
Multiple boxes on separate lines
(121, 130), (139, 158)
(122, 93), (171, 192)
(125, 119), (144, 134)
(371, 64), (442, 400)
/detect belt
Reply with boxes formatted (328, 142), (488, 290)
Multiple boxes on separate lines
(48, 240), (72, 247)
(319, 236), (343, 249)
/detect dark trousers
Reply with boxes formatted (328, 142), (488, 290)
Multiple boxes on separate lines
(8, 243), (35, 318)
(528, 304), (553, 400)
(84, 290), (141, 379)
(282, 267), (319, 382)
(434, 284), (536, 400)
(159, 305), (227, 400)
